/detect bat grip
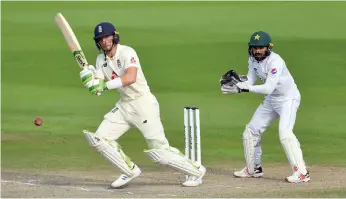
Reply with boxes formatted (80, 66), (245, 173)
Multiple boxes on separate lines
(84, 66), (102, 96)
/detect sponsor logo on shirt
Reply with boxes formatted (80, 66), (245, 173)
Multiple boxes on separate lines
(271, 68), (277, 74)
(130, 57), (136, 64)
(117, 59), (122, 68)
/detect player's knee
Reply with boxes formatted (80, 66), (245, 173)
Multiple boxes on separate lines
(244, 124), (260, 138)
(94, 128), (105, 137)
(84, 131), (107, 151)
(94, 119), (123, 141)
(146, 138), (169, 149)
(95, 119), (110, 136)
(84, 131), (122, 152)
(279, 129), (297, 141)
(93, 130), (116, 144)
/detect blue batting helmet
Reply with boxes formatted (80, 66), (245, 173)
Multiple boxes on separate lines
(93, 22), (120, 50)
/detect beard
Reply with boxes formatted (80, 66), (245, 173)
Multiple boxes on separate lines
(253, 52), (266, 61)
(254, 53), (263, 58)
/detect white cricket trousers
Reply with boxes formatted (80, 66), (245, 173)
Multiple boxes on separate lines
(95, 92), (169, 149)
(247, 98), (301, 165)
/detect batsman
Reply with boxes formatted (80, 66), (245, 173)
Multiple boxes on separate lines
(79, 22), (206, 188)
(220, 31), (310, 183)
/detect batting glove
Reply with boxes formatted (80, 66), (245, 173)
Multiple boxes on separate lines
(88, 79), (108, 95)
(79, 65), (96, 88)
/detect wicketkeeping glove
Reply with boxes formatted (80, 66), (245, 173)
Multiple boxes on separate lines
(221, 83), (240, 94)
(220, 69), (248, 86)
(236, 81), (250, 92)
(220, 69), (249, 94)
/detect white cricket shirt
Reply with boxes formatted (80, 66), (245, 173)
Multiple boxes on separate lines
(95, 44), (150, 101)
(247, 52), (301, 101)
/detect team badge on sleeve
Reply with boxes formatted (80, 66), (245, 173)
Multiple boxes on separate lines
(271, 68), (277, 74)
(130, 57), (136, 64)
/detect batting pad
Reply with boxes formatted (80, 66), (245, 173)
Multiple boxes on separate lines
(280, 133), (307, 174)
(83, 131), (136, 177)
(144, 147), (202, 177)
(242, 127), (260, 174)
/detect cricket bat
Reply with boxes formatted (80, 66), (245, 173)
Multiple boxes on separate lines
(54, 12), (88, 69)
(55, 13), (102, 96)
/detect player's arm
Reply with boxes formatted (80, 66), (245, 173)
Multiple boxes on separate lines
(106, 67), (137, 89)
(83, 50), (140, 95)
(246, 66), (258, 85)
(106, 48), (140, 89)
(236, 59), (283, 94)
(248, 61), (283, 94)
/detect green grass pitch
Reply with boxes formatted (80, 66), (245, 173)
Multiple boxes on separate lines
(2, 1), (346, 176)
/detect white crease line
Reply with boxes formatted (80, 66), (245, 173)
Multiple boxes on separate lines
(158, 194), (178, 196)
(1, 180), (89, 191)
(2, 180), (36, 186)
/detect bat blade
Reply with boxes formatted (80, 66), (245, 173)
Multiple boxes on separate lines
(55, 13), (88, 69)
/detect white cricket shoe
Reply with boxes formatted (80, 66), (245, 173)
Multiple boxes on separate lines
(285, 171), (310, 183)
(182, 165), (206, 187)
(233, 165), (264, 178)
(110, 164), (141, 188)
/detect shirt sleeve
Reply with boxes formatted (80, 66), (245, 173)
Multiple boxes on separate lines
(95, 56), (105, 80)
(246, 58), (257, 85)
(124, 48), (140, 69)
(248, 59), (284, 95)
(246, 65), (258, 85)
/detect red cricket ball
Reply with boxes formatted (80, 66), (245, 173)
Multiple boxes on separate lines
(34, 118), (43, 126)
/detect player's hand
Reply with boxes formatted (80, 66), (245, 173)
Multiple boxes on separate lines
(88, 79), (108, 95)
(236, 82), (250, 92)
(220, 69), (248, 86)
(220, 76), (233, 86)
(220, 70), (235, 86)
(221, 83), (240, 94)
(80, 65), (96, 88)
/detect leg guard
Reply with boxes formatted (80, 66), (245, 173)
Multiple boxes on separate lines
(280, 131), (307, 175)
(242, 126), (260, 174)
(144, 147), (203, 177)
(254, 138), (262, 165)
(84, 130), (136, 177)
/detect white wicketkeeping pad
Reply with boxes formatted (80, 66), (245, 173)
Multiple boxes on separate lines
(242, 128), (260, 174)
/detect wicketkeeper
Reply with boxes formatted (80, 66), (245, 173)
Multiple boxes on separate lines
(220, 31), (310, 183)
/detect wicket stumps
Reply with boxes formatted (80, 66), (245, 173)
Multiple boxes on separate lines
(184, 106), (201, 180)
